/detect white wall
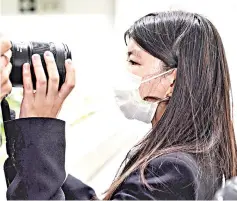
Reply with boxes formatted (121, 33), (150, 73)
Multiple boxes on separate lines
(1, 0), (114, 18)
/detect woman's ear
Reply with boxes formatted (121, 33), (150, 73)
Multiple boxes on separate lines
(165, 68), (177, 98)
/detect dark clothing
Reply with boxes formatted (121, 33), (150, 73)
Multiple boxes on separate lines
(3, 118), (221, 200)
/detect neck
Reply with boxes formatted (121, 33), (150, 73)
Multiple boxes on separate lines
(151, 101), (168, 127)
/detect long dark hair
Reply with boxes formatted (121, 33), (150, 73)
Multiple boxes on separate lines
(104, 11), (237, 199)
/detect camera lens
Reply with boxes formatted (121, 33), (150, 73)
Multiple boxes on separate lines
(10, 41), (72, 89)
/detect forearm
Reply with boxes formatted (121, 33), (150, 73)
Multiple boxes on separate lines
(4, 117), (66, 200)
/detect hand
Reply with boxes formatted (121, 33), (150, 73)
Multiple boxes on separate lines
(0, 39), (12, 101)
(19, 51), (75, 118)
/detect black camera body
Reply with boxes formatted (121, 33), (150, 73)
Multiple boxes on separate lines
(10, 41), (71, 89)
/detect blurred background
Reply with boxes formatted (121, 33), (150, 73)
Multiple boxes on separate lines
(0, 0), (237, 200)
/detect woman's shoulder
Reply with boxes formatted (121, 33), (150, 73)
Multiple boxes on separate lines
(114, 152), (199, 199)
(148, 152), (202, 189)
(148, 152), (200, 182)
(147, 152), (210, 199)
(149, 152), (199, 173)
(149, 152), (200, 181)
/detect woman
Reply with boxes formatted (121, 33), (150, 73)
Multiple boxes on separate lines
(3, 11), (237, 200)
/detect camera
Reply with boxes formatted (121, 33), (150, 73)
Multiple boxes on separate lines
(10, 41), (72, 89)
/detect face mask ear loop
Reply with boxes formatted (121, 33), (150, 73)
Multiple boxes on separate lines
(161, 96), (170, 102)
(141, 68), (175, 84)
(155, 96), (170, 104)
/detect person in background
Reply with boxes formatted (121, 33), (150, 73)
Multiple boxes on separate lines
(2, 11), (237, 200)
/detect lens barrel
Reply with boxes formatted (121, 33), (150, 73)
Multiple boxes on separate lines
(10, 41), (71, 89)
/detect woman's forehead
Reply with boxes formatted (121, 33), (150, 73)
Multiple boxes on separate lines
(128, 39), (143, 52)
(127, 39), (159, 64)
(127, 39), (147, 59)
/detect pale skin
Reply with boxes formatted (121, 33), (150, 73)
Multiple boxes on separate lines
(126, 38), (177, 126)
(0, 38), (75, 118)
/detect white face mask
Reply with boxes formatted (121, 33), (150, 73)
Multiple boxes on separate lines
(113, 69), (173, 124)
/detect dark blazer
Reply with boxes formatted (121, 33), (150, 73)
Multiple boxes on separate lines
(3, 118), (221, 200)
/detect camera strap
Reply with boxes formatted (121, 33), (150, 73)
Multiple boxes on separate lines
(1, 98), (11, 122)
(1, 98), (17, 187)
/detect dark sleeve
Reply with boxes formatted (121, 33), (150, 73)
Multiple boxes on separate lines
(4, 118), (67, 200)
(62, 174), (96, 200)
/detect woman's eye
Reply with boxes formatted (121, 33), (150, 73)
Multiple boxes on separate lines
(128, 60), (139, 65)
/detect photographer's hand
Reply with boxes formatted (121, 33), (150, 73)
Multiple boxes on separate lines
(0, 39), (12, 101)
(19, 51), (75, 118)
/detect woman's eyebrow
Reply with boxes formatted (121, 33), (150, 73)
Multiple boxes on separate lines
(127, 50), (142, 58)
